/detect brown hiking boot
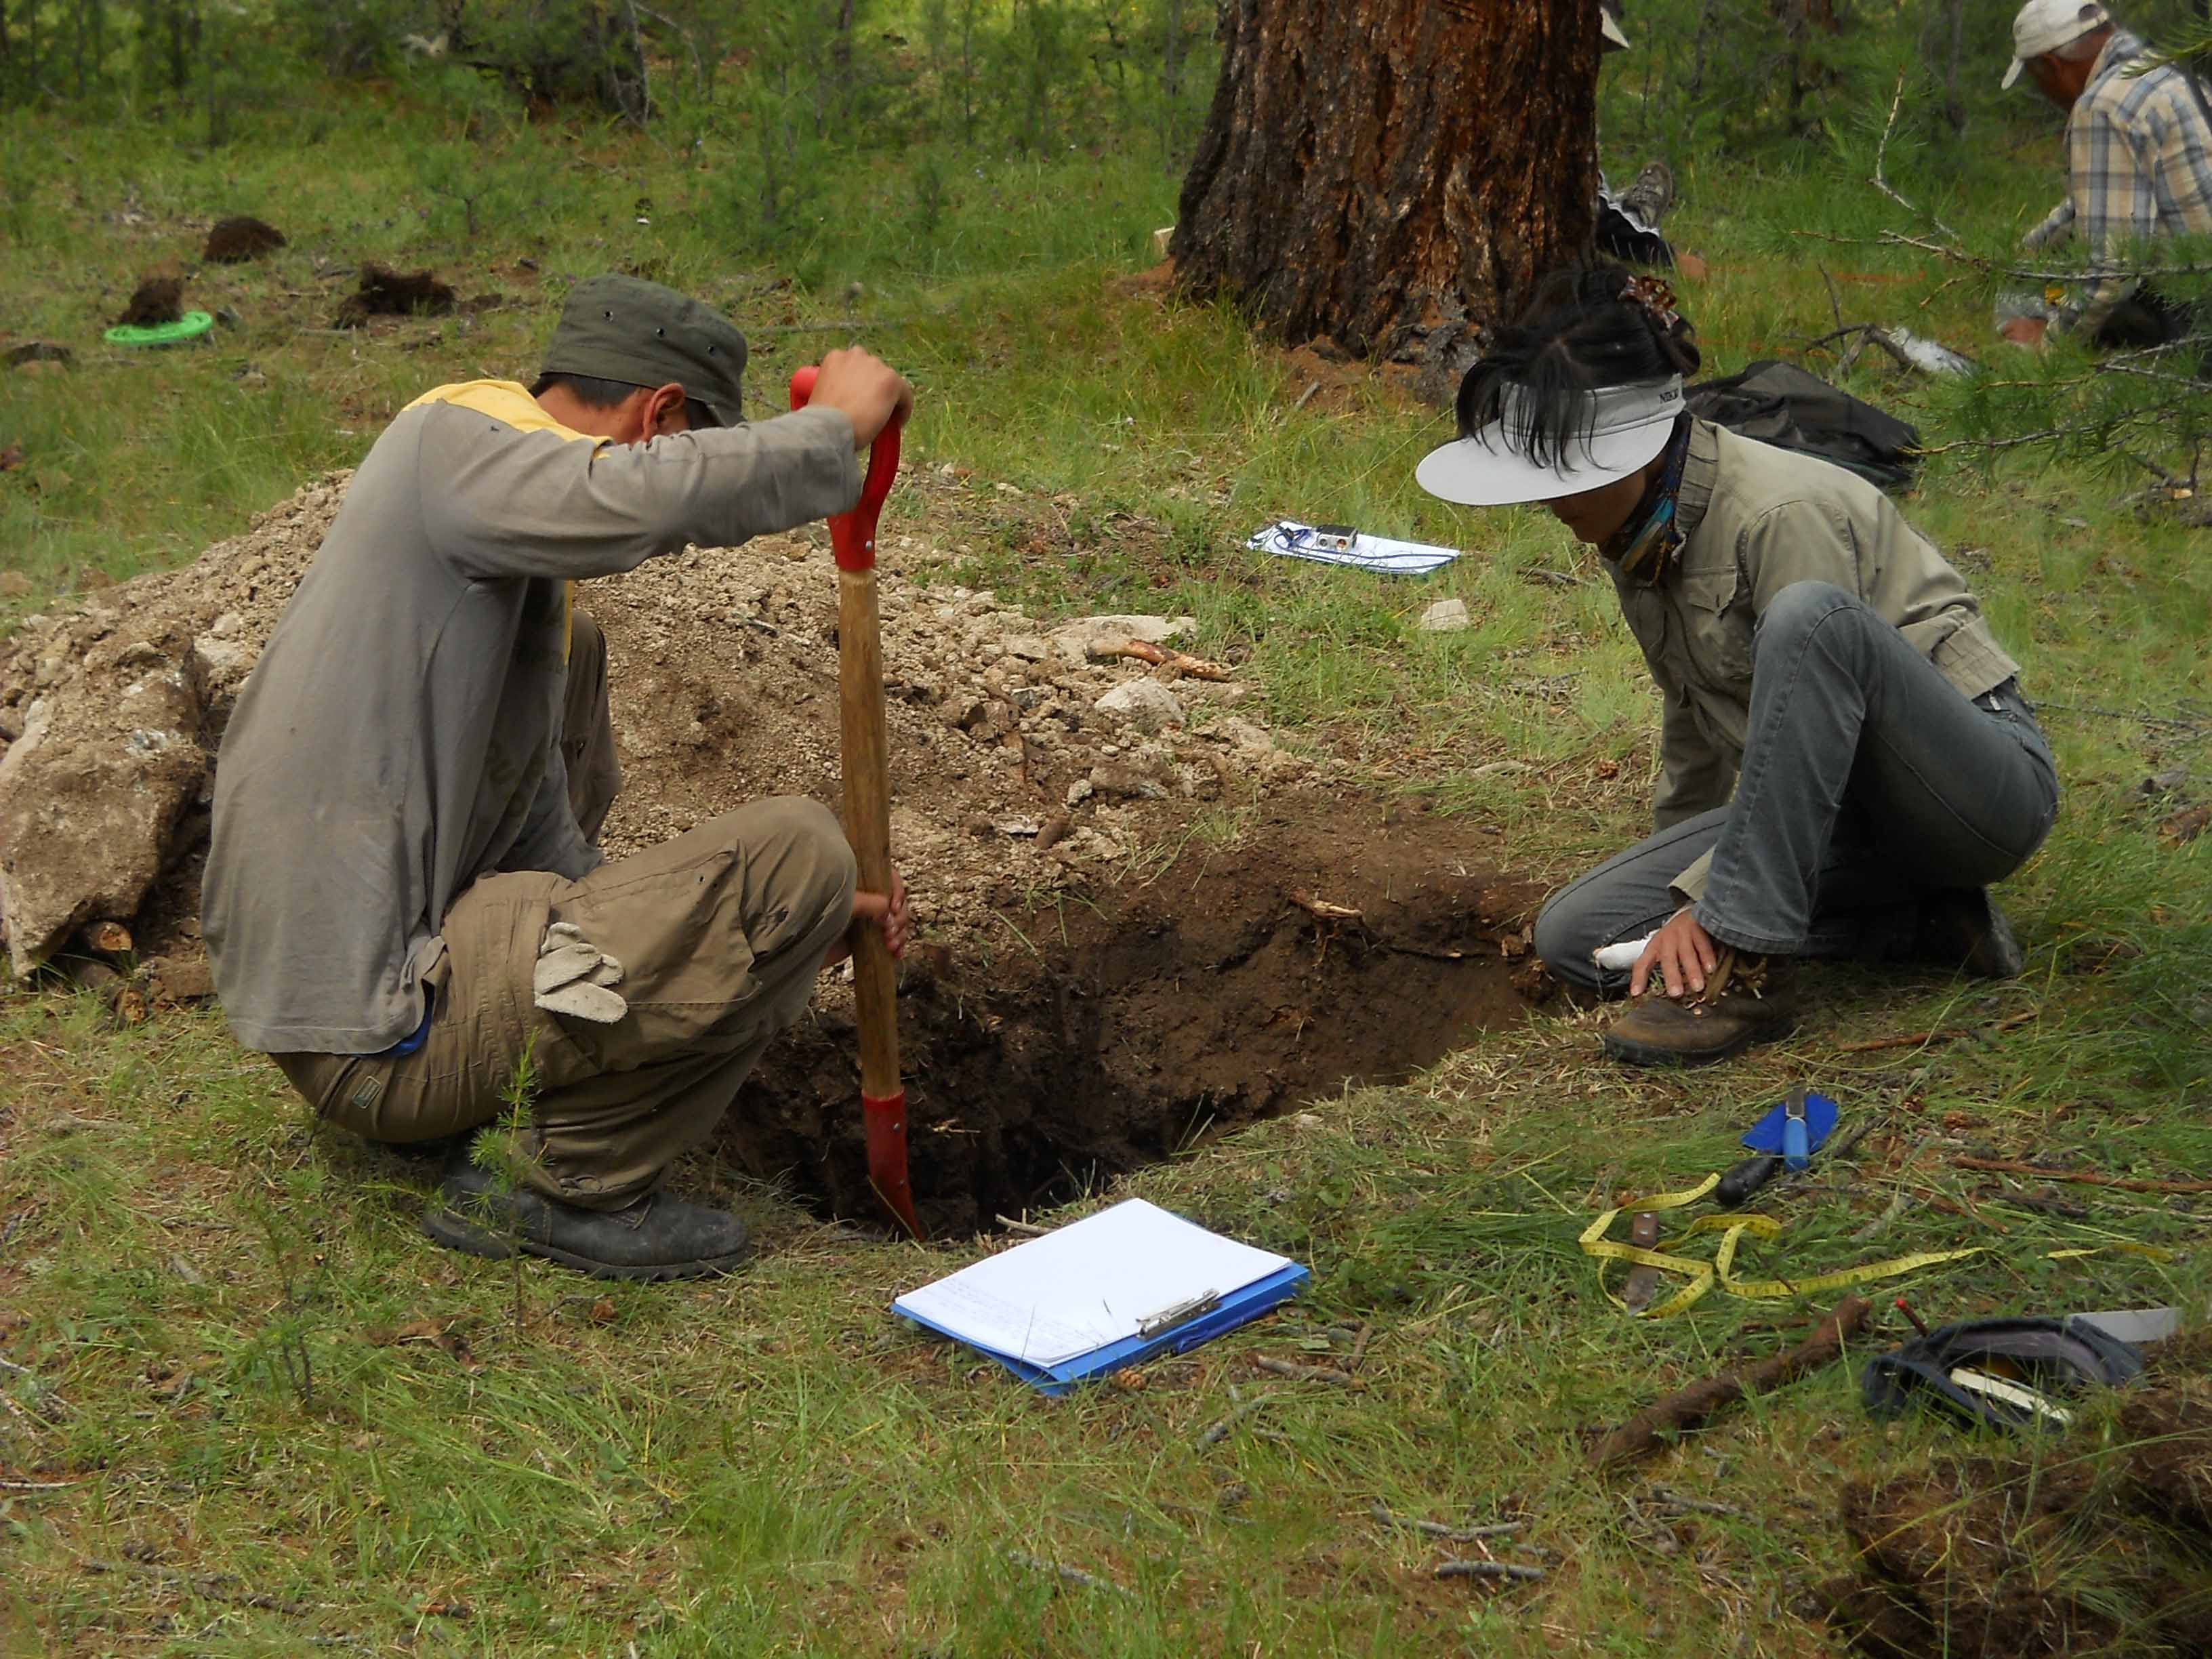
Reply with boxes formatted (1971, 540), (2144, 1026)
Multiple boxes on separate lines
(1601, 949), (1796, 1067)
(1914, 888), (2024, 979)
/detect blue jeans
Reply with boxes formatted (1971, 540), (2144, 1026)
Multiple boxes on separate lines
(1535, 581), (2060, 992)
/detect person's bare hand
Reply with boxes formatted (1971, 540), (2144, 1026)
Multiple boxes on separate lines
(806, 346), (914, 450)
(830, 867), (915, 966)
(1631, 907), (1720, 1000)
(2000, 315), (2049, 348)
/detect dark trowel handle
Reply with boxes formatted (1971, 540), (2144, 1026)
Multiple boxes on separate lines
(1715, 1153), (1785, 1209)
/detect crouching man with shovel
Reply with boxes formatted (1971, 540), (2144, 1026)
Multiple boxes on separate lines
(203, 276), (914, 1279)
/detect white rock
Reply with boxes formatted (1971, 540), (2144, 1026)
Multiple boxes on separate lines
(1418, 598), (1471, 632)
(1000, 634), (1050, 662)
(1047, 613), (1193, 667)
(1094, 679), (1186, 733)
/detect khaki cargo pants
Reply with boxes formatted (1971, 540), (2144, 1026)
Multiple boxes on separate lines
(273, 613), (858, 1210)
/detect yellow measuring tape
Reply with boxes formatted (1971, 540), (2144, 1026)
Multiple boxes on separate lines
(1581, 1174), (1980, 1319)
(1581, 1177), (2179, 1318)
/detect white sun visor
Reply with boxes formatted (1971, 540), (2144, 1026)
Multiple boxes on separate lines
(1415, 376), (1684, 507)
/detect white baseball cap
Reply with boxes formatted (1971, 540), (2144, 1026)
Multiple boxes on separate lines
(2001, 0), (2109, 88)
(1416, 377), (1684, 507)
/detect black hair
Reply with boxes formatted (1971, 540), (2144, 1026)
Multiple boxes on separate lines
(1454, 262), (1702, 470)
(529, 371), (643, 408)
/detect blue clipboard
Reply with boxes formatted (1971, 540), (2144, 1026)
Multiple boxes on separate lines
(897, 1263), (1311, 1396)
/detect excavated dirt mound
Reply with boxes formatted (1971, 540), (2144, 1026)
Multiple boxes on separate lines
(0, 472), (1542, 1223)
(1822, 1337), (2212, 1658)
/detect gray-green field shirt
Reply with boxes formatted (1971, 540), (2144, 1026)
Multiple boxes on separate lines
(204, 380), (859, 1054)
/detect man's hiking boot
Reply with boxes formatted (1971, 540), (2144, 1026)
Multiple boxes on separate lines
(423, 1153), (753, 1282)
(1914, 888), (2025, 980)
(1601, 948), (1796, 1067)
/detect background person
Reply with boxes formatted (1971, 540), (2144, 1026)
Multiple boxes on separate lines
(1416, 266), (2059, 1067)
(204, 276), (914, 1279)
(1999, 0), (2212, 350)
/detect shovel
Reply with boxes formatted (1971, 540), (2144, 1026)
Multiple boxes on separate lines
(790, 366), (922, 1240)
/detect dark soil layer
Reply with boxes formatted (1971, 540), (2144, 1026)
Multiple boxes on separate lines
(1822, 1337), (2212, 1658)
(722, 800), (1543, 1233)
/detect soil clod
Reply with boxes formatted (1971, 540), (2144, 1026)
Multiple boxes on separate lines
(333, 264), (457, 327)
(116, 276), (184, 328)
(203, 216), (287, 263)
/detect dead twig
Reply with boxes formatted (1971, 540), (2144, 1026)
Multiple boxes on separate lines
(1003, 1549), (1135, 1598)
(1287, 891), (1364, 925)
(1196, 1387), (1271, 1448)
(0, 1477), (81, 1492)
(1370, 1502), (1525, 1544)
(1435, 1559), (1547, 1582)
(1647, 1485), (1746, 1519)
(1252, 1355), (1358, 1387)
(1834, 1010), (2036, 1054)
(993, 1214), (1052, 1237)
(1953, 1155), (2212, 1195)
(1107, 639), (1233, 680)
(1588, 1296), (1872, 1469)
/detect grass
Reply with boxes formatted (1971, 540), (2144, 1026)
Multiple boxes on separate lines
(5, 33), (2212, 1658)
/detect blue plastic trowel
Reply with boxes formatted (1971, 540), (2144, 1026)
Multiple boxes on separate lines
(1714, 1087), (1839, 1208)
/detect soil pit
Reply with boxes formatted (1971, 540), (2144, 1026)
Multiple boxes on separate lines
(725, 805), (1542, 1235)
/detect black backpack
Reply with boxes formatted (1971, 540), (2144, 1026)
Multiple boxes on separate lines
(1687, 360), (1923, 492)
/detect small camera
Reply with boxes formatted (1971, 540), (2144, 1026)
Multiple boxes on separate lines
(1310, 524), (1357, 552)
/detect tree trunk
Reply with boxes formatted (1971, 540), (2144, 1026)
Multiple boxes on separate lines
(1172, 0), (1598, 395)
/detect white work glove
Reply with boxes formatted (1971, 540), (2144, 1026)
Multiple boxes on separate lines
(534, 922), (628, 1023)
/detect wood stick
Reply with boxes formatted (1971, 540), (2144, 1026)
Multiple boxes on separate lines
(1288, 890), (1364, 924)
(1107, 639), (1233, 680)
(1003, 1550), (1134, 1597)
(1252, 1355), (1357, 1387)
(1435, 1559), (1547, 1582)
(1370, 1502), (1525, 1543)
(1953, 1155), (2212, 1195)
(1587, 1296), (1872, 1469)
(1834, 1010), (2035, 1054)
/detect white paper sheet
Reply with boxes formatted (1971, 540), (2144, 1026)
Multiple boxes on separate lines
(1250, 520), (1462, 577)
(893, 1199), (1294, 1367)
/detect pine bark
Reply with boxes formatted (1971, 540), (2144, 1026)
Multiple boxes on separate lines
(1172, 0), (1599, 395)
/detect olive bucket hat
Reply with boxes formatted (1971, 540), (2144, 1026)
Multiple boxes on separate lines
(539, 274), (748, 428)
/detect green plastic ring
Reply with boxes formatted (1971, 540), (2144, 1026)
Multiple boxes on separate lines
(104, 310), (216, 348)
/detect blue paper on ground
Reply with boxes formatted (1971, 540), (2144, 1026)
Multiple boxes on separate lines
(893, 1198), (1309, 1396)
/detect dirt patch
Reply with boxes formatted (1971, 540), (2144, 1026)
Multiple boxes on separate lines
(729, 802), (1539, 1231)
(1821, 1344), (2212, 1658)
(115, 276), (184, 328)
(0, 471), (1540, 1222)
(202, 216), (285, 264)
(333, 264), (456, 327)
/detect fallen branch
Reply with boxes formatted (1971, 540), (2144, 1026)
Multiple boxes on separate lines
(1833, 1010), (2035, 1054)
(1288, 891), (1364, 925)
(1196, 1388), (1270, 1448)
(1435, 1559), (1547, 1583)
(1003, 1549), (1134, 1598)
(1252, 1355), (1357, 1387)
(1952, 1155), (2212, 1195)
(1108, 640), (1233, 681)
(993, 1214), (1051, 1238)
(1587, 1296), (1872, 1469)
(1371, 1502), (1525, 1544)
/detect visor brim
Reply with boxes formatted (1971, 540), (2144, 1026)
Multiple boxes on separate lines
(1415, 413), (1677, 508)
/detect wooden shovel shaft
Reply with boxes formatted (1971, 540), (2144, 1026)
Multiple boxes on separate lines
(838, 565), (901, 1099)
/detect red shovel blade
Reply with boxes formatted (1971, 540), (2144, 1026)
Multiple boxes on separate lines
(865, 1090), (924, 1240)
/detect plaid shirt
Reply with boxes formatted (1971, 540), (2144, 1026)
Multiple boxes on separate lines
(2063, 30), (2212, 333)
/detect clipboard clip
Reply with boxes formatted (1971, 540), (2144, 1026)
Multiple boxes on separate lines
(1137, 1290), (1222, 1339)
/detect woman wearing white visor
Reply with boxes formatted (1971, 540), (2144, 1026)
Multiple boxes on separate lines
(1418, 267), (2058, 1066)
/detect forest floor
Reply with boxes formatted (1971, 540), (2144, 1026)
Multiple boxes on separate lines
(2, 70), (2209, 1659)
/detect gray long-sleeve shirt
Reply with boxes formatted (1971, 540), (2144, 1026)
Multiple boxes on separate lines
(203, 380), (860, 1054)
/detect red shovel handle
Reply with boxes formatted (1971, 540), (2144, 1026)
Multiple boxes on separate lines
(790, 365), (903, 572)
